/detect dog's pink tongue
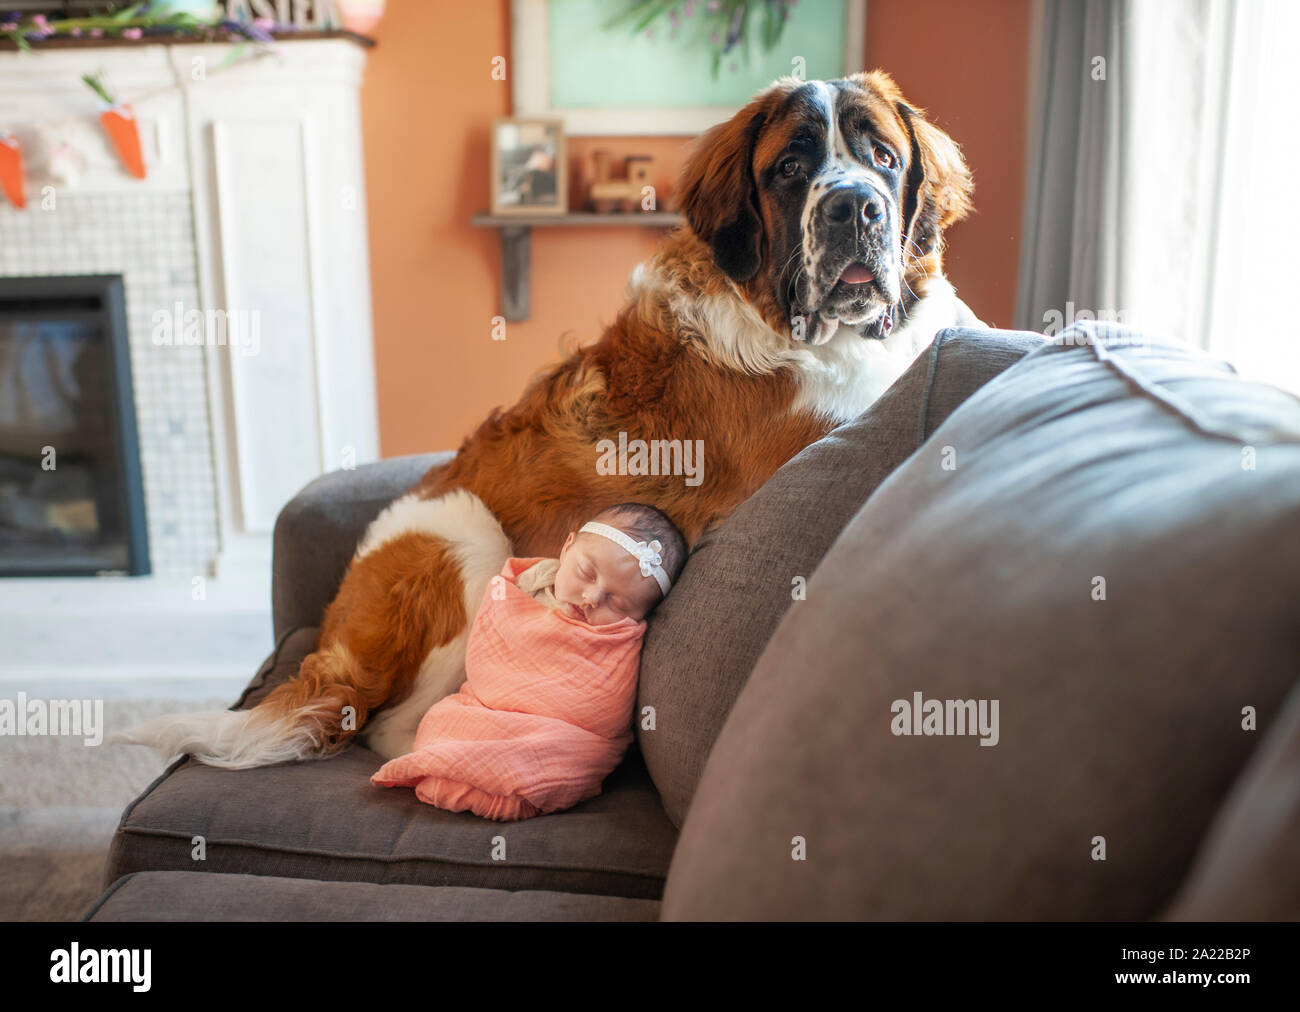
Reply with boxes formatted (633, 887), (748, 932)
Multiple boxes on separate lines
(839, 264), (874, 284)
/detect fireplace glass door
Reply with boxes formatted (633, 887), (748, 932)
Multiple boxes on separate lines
(0, 275), (149, 575)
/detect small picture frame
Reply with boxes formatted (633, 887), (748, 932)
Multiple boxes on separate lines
(490, 117), (567, 216)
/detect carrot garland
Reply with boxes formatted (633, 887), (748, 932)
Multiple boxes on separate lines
(100, 104), (146, 180)
(82, 72), (146, 180)
(0, 132), (24, 208)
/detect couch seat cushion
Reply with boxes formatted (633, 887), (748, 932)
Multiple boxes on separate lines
(105, 627), (678, 900)
(86, 871), (660, 921)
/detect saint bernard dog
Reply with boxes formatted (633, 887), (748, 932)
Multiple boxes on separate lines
(114, 70), (979, 768)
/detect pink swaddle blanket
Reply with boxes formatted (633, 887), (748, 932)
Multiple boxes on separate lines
(370, 557), (646, 820)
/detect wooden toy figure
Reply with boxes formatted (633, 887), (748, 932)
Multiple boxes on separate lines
(587, 151), (655, 213)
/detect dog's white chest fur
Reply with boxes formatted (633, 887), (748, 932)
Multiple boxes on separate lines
(660, 266), (966, 426)
(791, 276), (963, 423)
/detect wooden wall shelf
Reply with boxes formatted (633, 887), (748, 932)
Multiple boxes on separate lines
(471, 211), (683, 321)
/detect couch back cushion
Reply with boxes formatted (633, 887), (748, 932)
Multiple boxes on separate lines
(660, 324), (1300, 918)
(636, 328), (1045, 827)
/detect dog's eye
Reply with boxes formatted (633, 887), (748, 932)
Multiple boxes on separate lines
(872, 144), (897, 170)
(780, 156), (802, 178)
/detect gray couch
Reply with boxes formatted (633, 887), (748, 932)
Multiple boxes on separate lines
(87, 323), (1300, 920)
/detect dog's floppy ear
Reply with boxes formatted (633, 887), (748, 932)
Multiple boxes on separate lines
(895, 101), (974, 263)
(677, 107), (769, 284)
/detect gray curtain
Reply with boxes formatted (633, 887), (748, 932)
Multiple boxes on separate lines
(1014, 0), (1125, 333)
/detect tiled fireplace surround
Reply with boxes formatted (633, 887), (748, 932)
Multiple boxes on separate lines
(0, 37), (379, 683)
(1, 191), (219, 577)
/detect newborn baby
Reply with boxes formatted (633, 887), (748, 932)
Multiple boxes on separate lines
(370, 502), (687, 820)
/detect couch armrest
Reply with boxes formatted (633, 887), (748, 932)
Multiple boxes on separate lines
(1161, 676), (1300, 921)
(271, 452), (452, 641)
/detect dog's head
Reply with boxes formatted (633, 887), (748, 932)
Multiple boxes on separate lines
(677, 70), (973, 345)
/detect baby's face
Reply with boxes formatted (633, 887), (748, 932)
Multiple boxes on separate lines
(554, 529), (663, 625)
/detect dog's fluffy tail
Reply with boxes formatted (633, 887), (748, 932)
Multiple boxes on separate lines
(109, 642), (368, 770)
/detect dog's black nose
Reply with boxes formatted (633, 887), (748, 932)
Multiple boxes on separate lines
(821, 186), (884, 227)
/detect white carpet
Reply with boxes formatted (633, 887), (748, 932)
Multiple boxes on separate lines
(0, 688), (241, 921)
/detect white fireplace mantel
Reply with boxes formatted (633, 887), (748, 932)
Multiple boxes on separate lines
(0, 36), (380, 581)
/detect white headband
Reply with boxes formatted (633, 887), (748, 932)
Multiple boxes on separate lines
(578, 522), (672, 596)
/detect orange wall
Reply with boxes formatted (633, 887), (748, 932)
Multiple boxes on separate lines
(864, 0), (1033, 334)
(361, 0), (1032, 457)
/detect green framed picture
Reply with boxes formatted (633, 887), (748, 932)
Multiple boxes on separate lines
(512, 0), (866, 135)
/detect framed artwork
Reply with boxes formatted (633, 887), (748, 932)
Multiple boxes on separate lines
(490, 117), (568, 216)
(511, 0), (867, 135)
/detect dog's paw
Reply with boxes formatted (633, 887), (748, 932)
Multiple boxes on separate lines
(361, 720), (417, 761)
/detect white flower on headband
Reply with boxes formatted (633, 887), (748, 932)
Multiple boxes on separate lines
(632, 540), (662, 578)
(577, 522), (673, 595)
